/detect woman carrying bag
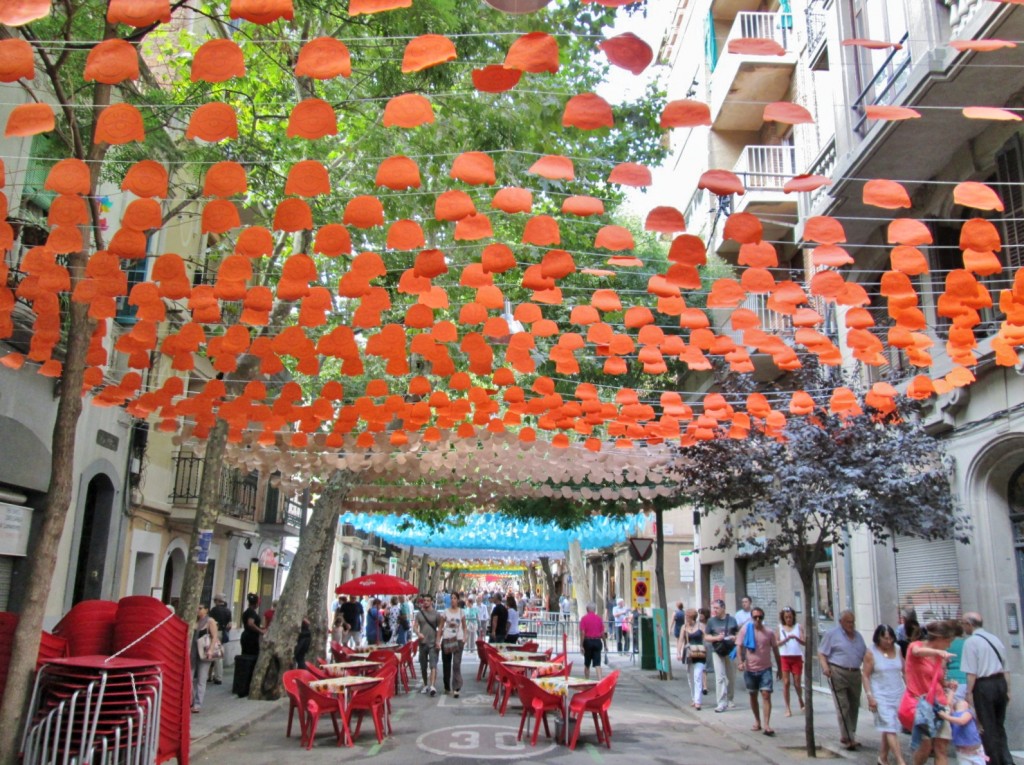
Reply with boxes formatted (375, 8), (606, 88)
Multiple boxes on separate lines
(681, 609), (707, 710)
(191, 604), (221, 713)
(440, 595), (467, 697)
(900, 620), (958, 765)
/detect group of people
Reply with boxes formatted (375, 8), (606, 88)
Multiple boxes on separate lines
(674, 597), (804, 731)
(820, 609), (1012, 765)
(331, 594), (414, 647)
(673, 597), (1012, 765)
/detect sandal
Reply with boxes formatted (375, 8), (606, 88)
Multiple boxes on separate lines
(751, 725), (762, 732)
(763, 729), (775, 737)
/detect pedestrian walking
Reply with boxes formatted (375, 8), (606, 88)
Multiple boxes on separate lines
(208, 593), (231, 685)
(440, 596), (465, 697)
(414, 594), (441, 696)
(706, 598), (739, 713)
(579, 602), (605, 680)
(961, 612), (1012, 765)
(862, 624), (907, 765)
(904, 619), (958, 765)
(681, 608), (706, 710)
(817, 609), (867, 750)
(191, 604), (220, 713)
(737, 607), (782, 736)
(778, 606), (805, 716)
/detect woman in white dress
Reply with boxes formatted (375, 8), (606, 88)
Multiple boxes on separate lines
(778, 606), (805, 716)
(439, 596), (467, 697)
(863, 624), (907, 765)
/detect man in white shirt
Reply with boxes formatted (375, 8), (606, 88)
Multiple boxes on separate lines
(735, 596), (753, 631)
(961, 612), (1011, 765)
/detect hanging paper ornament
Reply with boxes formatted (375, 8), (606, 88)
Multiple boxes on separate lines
(864, 104), (920, 121)
(402, 34), (457, 72)
(0, 0), (51, 26)
(383, 93), (434, 128)
(273, 198), (313, 231)
(229, 0), (294, 24)
(314, 224), (351, 257)
(235, 226), (274, 258)
(561, 196), (604, 216)
(186, 102), (238, 142)
(122, 160), (168, 198)
(698, 169), (745, 196)
(608, 162), (651, 187)
(598, 32), (653, 75)
(349, 0), (411, 15)
(528, 155), (573, 180)
(660, 99), (711, 128)
(963, 106), (1021, 121)
(295, 37), (352, 79)
(727, 37), (786, 55)
(285, 160), (331, 196)
(287, 98), (337, 139)
(863, 179), (911, 209)
(645, 206), (686, 234)
(45, 159), (90, 195)
(107, 0), (171, 26)
(5, 103), (55, 137)
(471, 65), (521, 92)
(203, 161), (247, 197)
(450, 152), (496, 185)
(504, 32), (559, 73)
(0, 39), (35, 82)
(492, 187), (533, 214)
(343, 196), (385, 228)
(763, 102), (814, 124)
(562, 93), (614, 130)
(94, 103), (145, 144)
(376, 156), (421, 190)
(192, 39), (246, 82)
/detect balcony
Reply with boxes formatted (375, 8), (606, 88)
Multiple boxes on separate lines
(851, 33), (912, 136)
(797, 138), (836, 222)
(805, 0), (831, 71)
(732, 144), (798, 216)
(260, 482), (305, 538)
(171, 452), (258, 524)
(711, 12), (798, 131)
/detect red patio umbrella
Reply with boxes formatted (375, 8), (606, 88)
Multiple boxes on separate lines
(335, 574), (418, 596)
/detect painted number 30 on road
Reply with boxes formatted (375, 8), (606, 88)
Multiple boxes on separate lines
(417, 724), (558, 759)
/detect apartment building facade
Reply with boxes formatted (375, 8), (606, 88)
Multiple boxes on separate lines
(661, 0), (1024, 733)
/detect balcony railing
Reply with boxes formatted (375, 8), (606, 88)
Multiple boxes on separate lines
(727, 11), (794, 53)
(172, 453), (257, 522)
(946, 0), (984, 37)
(805, 0), (830, 56)
(852, 32), (912, 135)
(799, 139), (837, 218)
(732, 145), (797, 192)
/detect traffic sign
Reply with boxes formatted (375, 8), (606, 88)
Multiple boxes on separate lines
(628, 536), (654, 562)
(632, 570), (651, 608)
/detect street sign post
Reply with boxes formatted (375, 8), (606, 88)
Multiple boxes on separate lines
(628, 537), (654, 562)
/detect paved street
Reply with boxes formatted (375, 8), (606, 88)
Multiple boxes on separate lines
(192, 653), (870, 765)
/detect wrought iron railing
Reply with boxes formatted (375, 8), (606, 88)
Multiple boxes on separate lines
(727, 11), (794, 52)
(805, 0), (830, 56)
(852, 32), (912, 135)
(171, 453), (257, 522)
(732, 145), (797, 192)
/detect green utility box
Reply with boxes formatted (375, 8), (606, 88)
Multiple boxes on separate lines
(639, 615), (655, 670)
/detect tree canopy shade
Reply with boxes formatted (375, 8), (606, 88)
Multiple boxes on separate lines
(670, 397), (968, 755)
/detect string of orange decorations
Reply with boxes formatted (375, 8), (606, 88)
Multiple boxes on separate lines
(0, 0), (1022, 478)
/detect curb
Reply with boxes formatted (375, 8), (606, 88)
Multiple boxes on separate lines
(189, 697), (288, 760)
(629, 670), (852, 765)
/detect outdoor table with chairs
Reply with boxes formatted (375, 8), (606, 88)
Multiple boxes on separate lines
(496, 651), (549, 662)
(308, 675), (386, 747)
(500, 660), (564, 674)
(320, 660), (382, 677)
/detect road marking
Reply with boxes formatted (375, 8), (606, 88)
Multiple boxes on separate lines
(587, 742), (604, 762)
(417, 724), (557, 759)
(367, 743), (382, 755)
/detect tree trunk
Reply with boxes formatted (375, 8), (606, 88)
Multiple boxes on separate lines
(798, 565), (818, 757)
(249, 473), (351, 699)
(567, 540), (590, 620)
(539, 556), (557, 608)
(428, 562), (442, 596)
(418, 554), (430, 592)
(0, 292), (92, 765)
(653, 507), (671, 680)
(176, 419), (228, 637)
(305, 519), (336, 663)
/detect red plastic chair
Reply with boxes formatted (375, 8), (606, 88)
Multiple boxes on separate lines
(282, 669), (315, 739)
(476, 639), (492, 682)
(294, 679), (343, 749)
(330, 641), (350, 662)
(345, 670), (393, 744)
(520, 641), (540, 652)
(513, 674), (562, 746)
(491, 660), (518, 716)
(306, 661), (328, 680)
(568, 670), (619, 750)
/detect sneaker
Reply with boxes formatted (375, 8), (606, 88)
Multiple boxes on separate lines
(454, 690), (460, 698)
(420, 686), (430, 694)
(727, 702), (737, 710)
(429, 686), (437, 697)
(714, 704), (727, 713)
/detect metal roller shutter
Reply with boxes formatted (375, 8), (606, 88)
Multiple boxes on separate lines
(0, 556), (12, 611)
(745, 562), (779, 628)
(895, 535), (961, 622)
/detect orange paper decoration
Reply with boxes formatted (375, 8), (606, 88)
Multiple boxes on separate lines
(783, 174), (832, 193)
(804, 216), (846, 244)
(528, 155), (574, 180)
(229, 0), (294, 24)
(645, 206), (686, 234)
(727, 37), (786, 56)
(594, 225), (634, 251)
(107, 0), (171, 26)
(192, 39), (245, 82)
(285, 160), (331, 196)
(45, 159), (90, 195)
(402, 34), (457, 73)
(202, 199), (241, 233)
(723, 212), (763, 244)
(295, 37), (352, 79)
(5, 103), (54, 137)
(763, 102), (814, 124)
(608, 162), (651, 187)
(954, 181), (1004, 211)
(561, 196), (604, 217)
(376, 156), (421, 190)
(0, 39), (34, 82)
(273, 198), (313, 231)
(0, 0), (50, 25)
(864, 104), (921, 121)
(598, 32), (653, 75)
(522, 215), (560, 246)
(186, 102), (238, 142)
(122, 160), (168, 198)
(450, 152), (496, 185)
(949, 39), (1016, 52)
(94, 103), (145, 144)
(236, 226), (274, 258)
(343, 196), (385, 228)
(349, 0), (411, 14)
(491, 187), (533, 214)
(383, 94), (434, 128)
(287, 99), (337, 139)
(203, 161), (247, 197)
(963, 106), (1021, 121)
(660, 99), (712, 128)
(562, 93), (614, 130)
(504, 32), (559, 73)
(863, 179), (911, 209)
(471, 65), (522, 92)
(386, 219), (425, 250)
(314, 224), (351, 257)
(888, 218), (933, 246)
(435, 190), (476, 221)
(699, 169), (745, 196)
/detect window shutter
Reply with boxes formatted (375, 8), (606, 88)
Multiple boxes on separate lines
(995, 133), (1024, 272)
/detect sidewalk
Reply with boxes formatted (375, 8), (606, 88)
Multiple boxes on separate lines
(190, 652), (875, 762)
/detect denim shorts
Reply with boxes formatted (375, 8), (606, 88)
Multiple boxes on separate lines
(744, 668), (773, 693)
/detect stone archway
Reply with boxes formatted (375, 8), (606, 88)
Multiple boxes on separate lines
(161, 540), (188, 610)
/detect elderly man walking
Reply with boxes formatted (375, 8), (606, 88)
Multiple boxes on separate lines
(961, 612), (1012, 765)
(818, 610), (867, 751)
